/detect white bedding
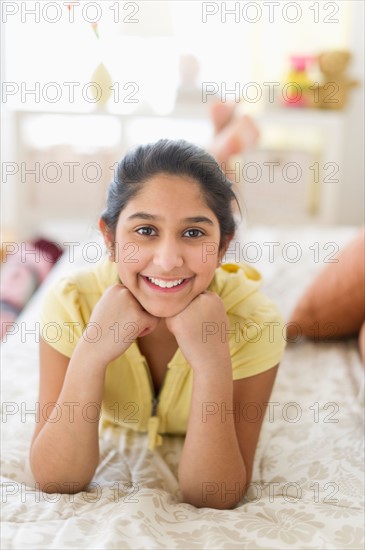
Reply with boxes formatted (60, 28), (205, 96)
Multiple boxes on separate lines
(1, 224), (364, 549)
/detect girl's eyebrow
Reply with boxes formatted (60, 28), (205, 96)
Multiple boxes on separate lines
(127, 212), (214, 225)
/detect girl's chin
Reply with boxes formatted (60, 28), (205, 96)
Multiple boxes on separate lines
(141, 304), (185, 318)
(138, 297), (189, 318)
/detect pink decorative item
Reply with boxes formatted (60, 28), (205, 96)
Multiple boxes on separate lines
(282, 55), (317, 108)
(1, 239), (63, 341)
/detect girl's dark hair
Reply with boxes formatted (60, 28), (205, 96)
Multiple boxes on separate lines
(100, 138), (241, 252)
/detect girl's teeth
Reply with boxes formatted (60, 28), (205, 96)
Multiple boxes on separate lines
(147, 277), (184, 288)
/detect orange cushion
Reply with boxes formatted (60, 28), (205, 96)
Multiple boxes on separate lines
(359, 321), (365, 366)
(287, 227), (365, 341)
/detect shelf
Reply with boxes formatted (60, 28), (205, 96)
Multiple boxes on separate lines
(3, 105), (357, 241)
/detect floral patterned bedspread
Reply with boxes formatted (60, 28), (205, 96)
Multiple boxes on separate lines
(1, 225), (364, 549)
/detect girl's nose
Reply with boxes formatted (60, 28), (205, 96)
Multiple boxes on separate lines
(153, 237), (183, 271)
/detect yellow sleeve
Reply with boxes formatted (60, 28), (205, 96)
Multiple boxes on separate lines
(229, 298), (287, 380)
(39, 277), (85, 358)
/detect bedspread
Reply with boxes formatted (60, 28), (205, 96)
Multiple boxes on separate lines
(1, 225), (364, 549)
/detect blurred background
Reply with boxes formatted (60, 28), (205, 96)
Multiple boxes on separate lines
(1, 0), (364, 245)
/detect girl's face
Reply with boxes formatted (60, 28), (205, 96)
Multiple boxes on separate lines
(101, 173), (230, 318)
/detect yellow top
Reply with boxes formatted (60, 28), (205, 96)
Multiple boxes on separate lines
(39, 256), (286, 450)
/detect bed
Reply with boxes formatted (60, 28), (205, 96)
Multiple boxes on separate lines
(1, 224), (364, 549)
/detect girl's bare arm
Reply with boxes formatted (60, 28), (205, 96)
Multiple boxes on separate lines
(178, 364), (279, 509)
(30, 283), (160, 493)
(29, 337), (108, 493)
(164, 291), (281, 509)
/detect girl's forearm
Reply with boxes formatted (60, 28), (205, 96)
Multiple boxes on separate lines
(178, 366), (246, 509)
(30, 342), (107, 493)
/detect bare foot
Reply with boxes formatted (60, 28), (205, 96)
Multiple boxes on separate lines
(210, 114), (260, 165)
(210, 101), (236, 134)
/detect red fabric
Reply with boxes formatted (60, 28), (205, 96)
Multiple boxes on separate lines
(1, 238), (63, 341)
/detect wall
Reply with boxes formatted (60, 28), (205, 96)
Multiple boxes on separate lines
(337, 0), (364, 225)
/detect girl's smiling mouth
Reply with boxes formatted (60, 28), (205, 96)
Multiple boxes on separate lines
(140, 275), (194, 292)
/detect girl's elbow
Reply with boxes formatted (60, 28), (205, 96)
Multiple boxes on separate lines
(181, 485), (245, 510)
(181, 495), (241, 510)
(31, 474), (91, 495)
(29, 456), (92, 494)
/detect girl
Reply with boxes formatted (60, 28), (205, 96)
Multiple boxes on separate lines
(30, 139), (286, 510)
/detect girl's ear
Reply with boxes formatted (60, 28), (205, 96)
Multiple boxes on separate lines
(218, 233), (235, 265)
(98, 218), (115, 260)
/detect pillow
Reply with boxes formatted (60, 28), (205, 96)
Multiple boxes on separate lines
(359, 321), (365, 365)
(287, 227), (365, 342)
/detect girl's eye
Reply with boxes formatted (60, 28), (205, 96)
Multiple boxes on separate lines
(136, 227), (156, 236)
(184, 229), (204, 238)
(136, 227), (204, 238)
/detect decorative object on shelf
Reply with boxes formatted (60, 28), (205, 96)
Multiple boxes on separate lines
(282, 55), (317, 108)
(175, 54), (201, 103)
(66, 3), (113, 110)
(89, 61), (113, 109)
(316, 50), (359, 110)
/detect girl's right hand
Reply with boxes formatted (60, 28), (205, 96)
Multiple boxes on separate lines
(79, 283), (160, 366)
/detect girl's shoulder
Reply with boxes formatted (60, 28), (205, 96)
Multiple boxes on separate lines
(210, 262), (283, 323)
(39, 256), (119, 357)
(40, 256), (119, 327)
(45, 255), (120, 299)
(209, 262), (262, 303)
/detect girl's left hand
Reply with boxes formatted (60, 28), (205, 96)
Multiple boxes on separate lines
(165, 291), (232, 373)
